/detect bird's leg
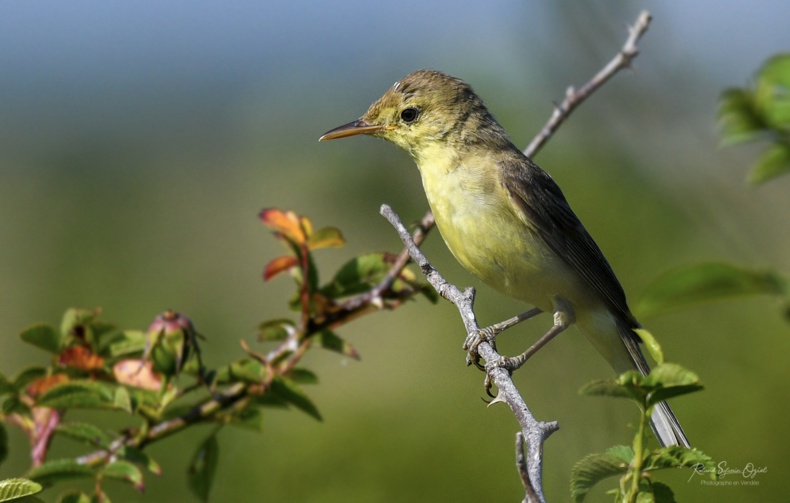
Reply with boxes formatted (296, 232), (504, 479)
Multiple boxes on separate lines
(488, 298), (575, 373)
(464, 307), (543, 367)
(482, 298), (574, 392)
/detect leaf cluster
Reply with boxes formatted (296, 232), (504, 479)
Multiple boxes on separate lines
(718, 53), (790, 184)
(571, 331), (716, 502)
(0, 208), (433, 502)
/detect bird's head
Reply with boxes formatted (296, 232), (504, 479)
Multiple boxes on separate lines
(320, 69), (505, 155)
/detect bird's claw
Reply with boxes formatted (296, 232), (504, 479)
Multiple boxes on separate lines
(463, 326), (499, 369)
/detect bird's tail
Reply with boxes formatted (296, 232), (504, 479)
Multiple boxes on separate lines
(617, 321), (690, 448)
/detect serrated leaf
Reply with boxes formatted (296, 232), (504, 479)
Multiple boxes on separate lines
(55, 423), (112, 448)
(637, 262), (788, 318)
(579, 372), (646, 403)
(643, 446), (716, 475)
(20, 324), (61, 355)
(644, 364), (703, 406)
(36, 381), (117, 410)
(27, 459), (94, 485)
(314, 330), (360, 360)
(119, 447), (162, 476)
(604, 445), (634, 464)
(307, 227), (345, 250)
(748, 142), (790, 184)
(187, 433), (219, 502)
(0, 478), (43, 500)
(271, 377), (322, 421)
(102, 461), (144, 492)
(570, 452), (629, 502)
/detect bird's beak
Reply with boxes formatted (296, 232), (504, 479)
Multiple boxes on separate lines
(319, 119), (389, 141)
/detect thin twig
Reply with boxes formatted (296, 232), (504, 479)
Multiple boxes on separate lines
(381, 205), (558, 503)
(523, 10), (652, 159)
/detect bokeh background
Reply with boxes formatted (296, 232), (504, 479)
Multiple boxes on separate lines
(2, 1), (789, 501)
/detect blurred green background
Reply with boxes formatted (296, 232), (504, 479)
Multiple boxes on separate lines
(2, 1), (789, 501)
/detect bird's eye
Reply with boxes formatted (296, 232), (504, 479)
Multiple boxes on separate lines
(400, 107), (419, 123)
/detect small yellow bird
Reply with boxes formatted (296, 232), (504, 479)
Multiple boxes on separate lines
(320, 69), (689, 447)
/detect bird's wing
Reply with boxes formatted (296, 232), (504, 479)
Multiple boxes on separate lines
(500, 155), (637, 327)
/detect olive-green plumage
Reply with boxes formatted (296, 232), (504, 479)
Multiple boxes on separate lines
(321, 69), (689, 447)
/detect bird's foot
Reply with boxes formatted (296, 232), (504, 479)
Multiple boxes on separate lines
(463, 325), (499, 369)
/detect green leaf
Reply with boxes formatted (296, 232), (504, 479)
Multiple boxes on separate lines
(748, 142), (790, 184)
(27, 459), (94, 485)
(108, 331), (146, 358)
(0, 374), (14, 396)
(55, 423), (112, 448)
(118, 447), (162, 476)
(55, 490), (91, 503)
(604, 445), (634, 464)
(644, 364), (703, 407)
(251, 392), (289, 409)
(637, 262), (788, 318)
(102, 461), (144, 492)
(113, 386), (133, 414)
(60, 308), (100, 338)
(306, 227), (345, 250)
(570, 452), (629, 502)
(0, 478), (43, 501)
(579, 372), (647, 403)
(36, 381), (117, 410)
(257, 319), (295, 342)
(633, 328), (664, 365)
(643, 446), (717, 476)
(227, 359), (266, 384)
(188, 433), (219, 502)
(651, 481), (677, 503)
(19, 324), (61, 354)
(286, 368), (319, 384)
(323, 253), (391, 298)
(755, 53), (790, 127)
(271, 377), (322, 421)
(717, 88), (764, 144)
(228, 407), (264, 431)
(314, 330), (360, 360)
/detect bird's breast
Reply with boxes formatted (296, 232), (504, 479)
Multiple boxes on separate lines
(416, 154), (572, 312)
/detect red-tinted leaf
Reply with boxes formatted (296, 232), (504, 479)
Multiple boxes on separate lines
(263, 255), (299, 281)
(58, 346), (105, 371)
(27, 374), (69, 398)
(259, 208), (306, 244)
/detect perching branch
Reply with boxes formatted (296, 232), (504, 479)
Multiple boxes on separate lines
(523, 10), (652, 158)
(381, 205), (558, 503)
(379, 10), (653, 503)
